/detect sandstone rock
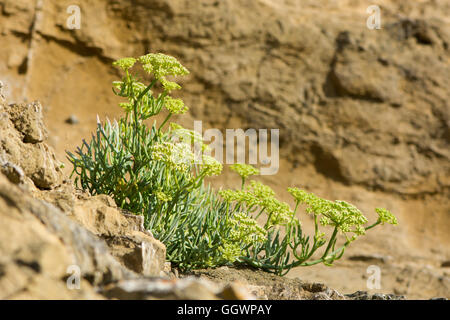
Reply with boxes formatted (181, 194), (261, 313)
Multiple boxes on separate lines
(0, 101), (62, 189)
(219, 282), (257, 300)
(36, 181), (78, 213)
(70, 196), (166, 276)
(312, 292), (333, 300)
(0, 81), (5, 102)
(0, 173), (135, 284)
(36, 174), (166, 278)
(103, 233), (166, 277)
(348, 253), (393, 264)
(0, 159), (24, 184)
(0, 173), (102, 298)
(300, 282), (346, 300)
(6, 102), (47, 143)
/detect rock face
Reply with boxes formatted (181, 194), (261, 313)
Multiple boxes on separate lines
(0, 173), (129, 299)
(70, 198), (166, 277)
(0, 101), (62, 189)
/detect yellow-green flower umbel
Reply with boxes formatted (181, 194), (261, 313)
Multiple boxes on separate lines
(201, 155), (223, 176)
(139, 53), (189, 78)
(164, 96), (188, 114)
(219, 212), (267, 263)
(230, 163), (259, 180)
(113, 57), (136, 71)
(375, 208), (398, 225)
(230, 163), (259, 189)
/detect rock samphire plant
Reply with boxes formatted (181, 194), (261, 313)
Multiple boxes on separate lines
(68, 53), (398, 275)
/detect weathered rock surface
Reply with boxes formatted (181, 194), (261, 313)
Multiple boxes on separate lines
(0, 0), (449, 299)
(69, 194), (166, 277)
(0, 173), (100, 299)
(0, 101), (62, 189)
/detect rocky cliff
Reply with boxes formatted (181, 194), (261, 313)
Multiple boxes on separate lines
(0, 0), (449, 298)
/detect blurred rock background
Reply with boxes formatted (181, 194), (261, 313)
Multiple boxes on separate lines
(0, 0), (448, 298)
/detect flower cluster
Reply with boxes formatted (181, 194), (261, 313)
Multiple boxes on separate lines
(230, 212), (267, 243)
(288, 187), (369, 238)
(287, 187), (310, 203)
(151, 141), (194, 172)
(219, 180), (294, 228)
(219, 242), (243, 263)
(118, 102), (133, 112)
(333, 200), (368, 234)
(250, 180), (276, 201)
(263, 197), (295, 227)
(375, 208), (398, 225)
(230, 164), (259, 180)
(112, 54), (190, 119)
(169, 123), (206, 150)
(218, 189), (246, 203)
(220, 212), (267, 262)
(112, 57), (136, 71)
(112, 80), (148, 98)
(139, 53), (189, 78)
(164, 96), (188, 114)
(139, 53), (189, 93)
(156, 190), (172, 202)
(219, 182), (262, 206)
(160, 77), (181, 92)
(112, 79), (156, 115)
(200, 155), (223, 176)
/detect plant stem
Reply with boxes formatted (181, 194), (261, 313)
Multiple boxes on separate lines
(158, 113), (172, 132)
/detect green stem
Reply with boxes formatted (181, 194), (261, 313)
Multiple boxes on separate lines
(321, 227), (338, 259)
(158, 113), (172, 132)
(254, 207), (265, 220)
(365, 220), (381, 231)
(293, 201), (299, 215)
(264, 212), (273, 229)
(299, 241), (350, 267)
